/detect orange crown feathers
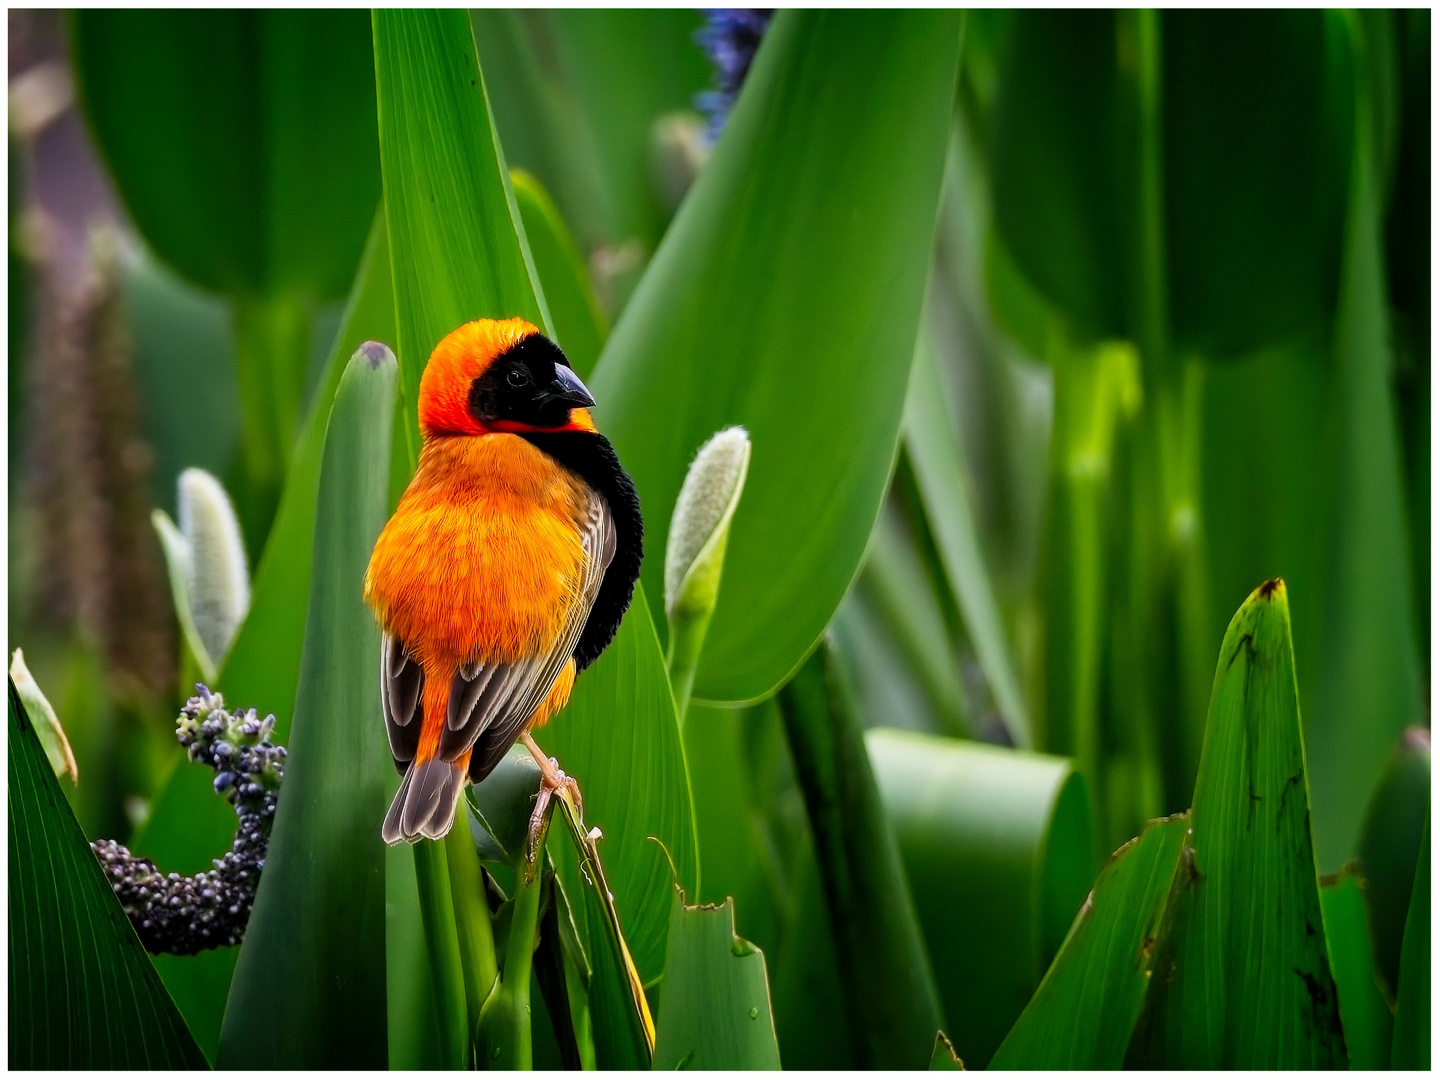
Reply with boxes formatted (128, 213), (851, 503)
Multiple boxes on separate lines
(418, 318), (538, 438)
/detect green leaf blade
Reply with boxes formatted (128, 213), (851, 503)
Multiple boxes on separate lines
(868, 729), (1096, 1067)
(543, 590), (698, 982)
(1128, 581), (1348, 1069)
(217, 344), (398, 1067)
(1390, 811), (1430, 1069)
(8, 682), (208, 1069)
(652, 890), (781, 1070)
(990, 814), (1188, 1069)
(373, 8), (547, 458)
(590, 10), (963, 704)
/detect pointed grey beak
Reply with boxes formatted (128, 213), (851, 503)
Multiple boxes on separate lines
(544, 364), (596, 409)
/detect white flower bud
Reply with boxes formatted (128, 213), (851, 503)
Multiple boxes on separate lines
(11, 648), (77, 783)
(665, 426), (751, 618)
(177, 468), (250, 668)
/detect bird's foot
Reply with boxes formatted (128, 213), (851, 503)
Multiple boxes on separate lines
(521, 733), (581, 863)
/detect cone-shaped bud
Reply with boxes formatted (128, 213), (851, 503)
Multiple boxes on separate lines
(178, 468), (250, 668)
(10, 647), (77, 783)
(665, 426), (751, 618)
(663, 427), (750, 721)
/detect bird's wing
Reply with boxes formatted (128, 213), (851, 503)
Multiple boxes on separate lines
(441, 489), (617, 776)
(381, 631), (424, 771)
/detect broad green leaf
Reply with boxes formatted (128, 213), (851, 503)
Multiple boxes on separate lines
(70, 11), (379, 299)
(989, 814), (1188, 1069)
(1390, 810), (1430, 1069)
(777, 645), (945, 1068)
(682, 699), (806, 970)
(473, 10), (711, 256)
(218, 344), (397, 1067)
(72, 11), (383, 537)
(511, 169), (608, 377)
(854, 504), (969, 738)
(8, 682), (208, 1069)
(1304, 12), (1423, 873)
(1357, 727), (1431, 997)
(385, 842), (446, 1070)
(543, 592), (698, 982)
(1127, 581), (1347, 1068)
(590, 10), (962, 704)
(121, 250), (240, 514)
(130, 216), (395, 1051)
(987, 11), (1351, 355)
(652, 889), (781, 1070)
(372, 7), (547, 461)
(1319, 873), (1392, 1070)
(905, 328), (1030, 746)
(868, 729), (1096, 1067)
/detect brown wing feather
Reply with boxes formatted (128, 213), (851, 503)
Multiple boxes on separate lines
(440, 490), (616, 779)
(381, 632), (423, 771)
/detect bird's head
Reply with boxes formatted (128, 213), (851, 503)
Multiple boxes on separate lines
(418, 318), (597, 439)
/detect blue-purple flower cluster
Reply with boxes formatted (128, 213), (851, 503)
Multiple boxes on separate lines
(694, 9), (774, 144)
(91, 685), (285, 954)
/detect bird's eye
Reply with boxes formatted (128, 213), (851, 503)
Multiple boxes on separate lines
(506, 367), (529, 388)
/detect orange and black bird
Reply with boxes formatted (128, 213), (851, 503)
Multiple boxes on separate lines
(364, 318), (642, 845)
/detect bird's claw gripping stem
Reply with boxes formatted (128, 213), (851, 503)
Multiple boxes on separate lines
(521, 733), (581, 863)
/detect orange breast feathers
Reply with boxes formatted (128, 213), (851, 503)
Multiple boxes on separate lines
(364, 433), (593, 673)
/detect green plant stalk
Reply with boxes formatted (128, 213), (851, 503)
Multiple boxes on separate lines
(777, 642), (946, 1068)
(445, 817), (499, 1044)
(476, 862), (545, 1069)
(413, 838), (471, 1069)
(232, 293), (312, 549)
(666, 594), (717, 726)
(554, 790), (656, 1062)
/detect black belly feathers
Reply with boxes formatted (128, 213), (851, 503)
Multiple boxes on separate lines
(520, 428), (644, 670)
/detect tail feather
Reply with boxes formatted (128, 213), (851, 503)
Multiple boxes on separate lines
(382, 758), (465, 844)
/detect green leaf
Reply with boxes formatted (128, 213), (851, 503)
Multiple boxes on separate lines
(1304, 12), (1424, 873)
(129, 215), (395, 1053)
(1390, 810), (1430, 1069)
(511, 170), (608, 378)
(70, 10), (379, 299)
(385, 842), (446, 1070)
(929, 1032), (964, 1070)
(217, 344), (397, 1067)
(1318, 873), (1392, 1070)
(1357, 727), (1431, 998)
(72, 11), (384, 537)
(853, 504), (969, 738)
(652, 889), (781, 1070)
(1127, 581), (1348, 1068)
(543, 591), (698, 982)
(867, 729), (1096, 1067)
(552, 797), (654, 1069)
(777, 645), (946, 1068)
(987, 11), (1351, 355)
(905, 328), (1031, 746)
(8, 681), (208, 1069)
(473, 10), (711, 256)
(590, 10), (962, 704)
(372, 7), (548, 462)
(989, 814), (1188, 1069)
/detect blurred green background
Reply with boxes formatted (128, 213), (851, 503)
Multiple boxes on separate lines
(7, 8), (1429, 1071)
